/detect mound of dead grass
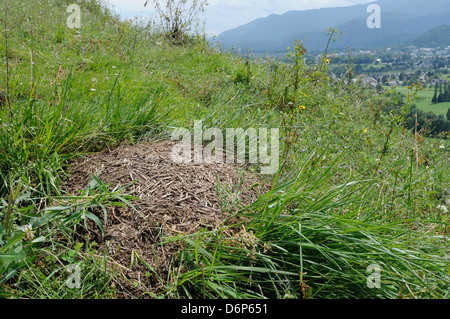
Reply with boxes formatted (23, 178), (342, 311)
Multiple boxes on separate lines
(62, 141), (268, 296)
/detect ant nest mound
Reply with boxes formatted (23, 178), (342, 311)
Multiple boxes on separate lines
(62, 141), (268, 297)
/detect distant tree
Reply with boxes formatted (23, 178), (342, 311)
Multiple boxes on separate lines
(444, 82), (450, 102)
(447, 108), (450, 121)
(437, 82), (444, 103)
(354, 64), (363, 74)
(432, 83), (438, 103)
(434, 115), (447, 135)
(376, 82), (383, 92)
(432, 92), (437, 103)
(447, 82), (450, 102)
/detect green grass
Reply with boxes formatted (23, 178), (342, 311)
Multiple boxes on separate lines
(427, 137), (450, 148)
(1, 0), (449, 299)
(394, 86), (450, 116)
(171, 150), (450, 299)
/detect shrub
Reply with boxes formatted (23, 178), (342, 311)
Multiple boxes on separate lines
(148, 0), (207, 44)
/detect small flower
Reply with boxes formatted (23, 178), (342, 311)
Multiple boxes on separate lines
(20, 224), (35, 241)
(363, 129), (369, 133)
(437, 205), (448, 214)
(90, 88), (96, 91)
(439, 144), (445, 149)
(298, 105), (306, 110)
(20, 224), (32, 232)
(325, 58), (331, 64)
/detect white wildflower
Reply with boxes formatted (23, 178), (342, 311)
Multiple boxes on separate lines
(437, 205), (448, 214)
(20, 224), (35, 241)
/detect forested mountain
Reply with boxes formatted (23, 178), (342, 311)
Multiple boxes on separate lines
(409, 25), (450, 48)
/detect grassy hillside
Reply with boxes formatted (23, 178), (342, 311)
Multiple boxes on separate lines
(0, 1), (449, 299)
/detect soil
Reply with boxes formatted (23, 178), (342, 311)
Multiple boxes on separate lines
(61, 141), (268, 297)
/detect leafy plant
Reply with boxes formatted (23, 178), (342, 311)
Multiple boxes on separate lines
(46, 175), (139, 234)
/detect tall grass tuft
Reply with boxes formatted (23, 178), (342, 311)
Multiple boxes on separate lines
(174, 153), (449, 299)
(0, 73), (171, 197)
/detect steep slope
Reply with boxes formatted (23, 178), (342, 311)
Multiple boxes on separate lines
(1, 0), (449, 301)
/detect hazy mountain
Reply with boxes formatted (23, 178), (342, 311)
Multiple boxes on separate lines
(215, 0), (450, 53)
(408, 25), (450, 48)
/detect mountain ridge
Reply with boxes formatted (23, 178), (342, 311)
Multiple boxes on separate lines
(215, 0), (450, 53)
(408, 25), (450, 48)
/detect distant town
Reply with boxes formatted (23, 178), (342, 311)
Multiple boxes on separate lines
(324, 45), (450, 88)
(322, 45), (450, 138)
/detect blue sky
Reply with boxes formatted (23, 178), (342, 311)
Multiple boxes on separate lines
(105, 0), (375, 36)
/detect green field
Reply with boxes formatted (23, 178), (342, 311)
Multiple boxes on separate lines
(390, 86), (450, 116)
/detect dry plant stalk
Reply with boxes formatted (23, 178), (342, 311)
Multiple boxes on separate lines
(3, 0), (12, 115)
(148, 0), (207, 44)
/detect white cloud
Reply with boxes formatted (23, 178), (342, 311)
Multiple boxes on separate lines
(104, 0), (376, 35)
(103, 0), (155, 16)
(104, 0), (148, 10)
